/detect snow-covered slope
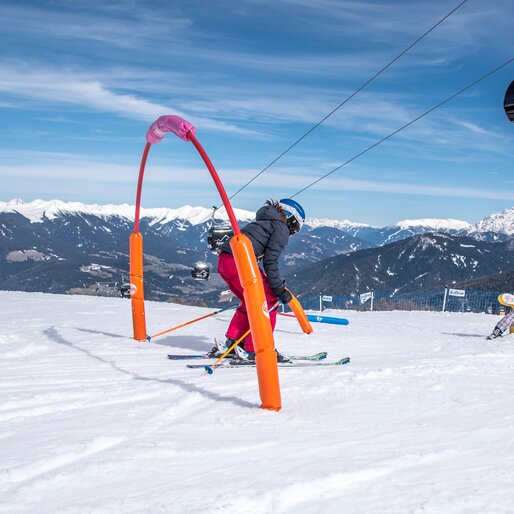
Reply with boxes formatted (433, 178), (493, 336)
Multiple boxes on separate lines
(1, 291), (514, 513)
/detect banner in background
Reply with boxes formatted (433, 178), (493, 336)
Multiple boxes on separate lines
(360, 292), (373, 303)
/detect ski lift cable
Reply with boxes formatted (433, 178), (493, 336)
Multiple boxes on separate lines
(225, 0), (471, 204)
(196, 0), (471, 226)
(290, 58), (514, 199)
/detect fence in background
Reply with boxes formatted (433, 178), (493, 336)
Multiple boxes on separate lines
(295, 288), (510, 314)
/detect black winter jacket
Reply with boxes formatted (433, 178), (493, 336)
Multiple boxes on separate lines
(219, 204), (290, 295)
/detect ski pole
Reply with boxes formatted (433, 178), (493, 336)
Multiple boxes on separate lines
(202, 328), (252, 375)
(147, 305), (236, 342)
(203, 302), (280, 374)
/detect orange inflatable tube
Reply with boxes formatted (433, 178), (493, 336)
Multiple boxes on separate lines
(230, 234), (281, 411)
(130, 231), (147, 341)
(288, 295), (313, 334)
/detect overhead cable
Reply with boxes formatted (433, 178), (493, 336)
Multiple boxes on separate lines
(290, 58), (514, 198)
(227, 0), (472, 202)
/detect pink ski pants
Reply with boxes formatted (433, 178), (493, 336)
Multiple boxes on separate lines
(217, 252), (278, 352)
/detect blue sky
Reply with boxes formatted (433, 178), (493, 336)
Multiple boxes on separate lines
(0, 0), (512, 226)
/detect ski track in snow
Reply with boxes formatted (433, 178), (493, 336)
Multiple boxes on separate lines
(1, 291), (514, 513)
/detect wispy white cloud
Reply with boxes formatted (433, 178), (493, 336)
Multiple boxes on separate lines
(0, 59), (429, 144)
(195, 49), (384, 77)
(235, 0), (512, 48)
(0, 63), (262, 136)
(447, 118), (493, 136)
(2, 157), (513, 202)
(309, 175), (514, 201)
(5, 0), (505, 83)
(0, 2), (192, 49)
(1, 58), (511, 165)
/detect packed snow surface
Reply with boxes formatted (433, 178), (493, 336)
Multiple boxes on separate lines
(1, 291), (514, 513)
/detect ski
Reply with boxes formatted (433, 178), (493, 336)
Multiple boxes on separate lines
(168, 351), (328, 362)
(186, 356), (350, 370)
(167, 353), (215, 360)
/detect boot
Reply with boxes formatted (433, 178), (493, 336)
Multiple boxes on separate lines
(275, 350), (292, 363)
(232, 347), (291, 363)
(486, 327), (503, 340)
(228, 345), (255, 365)
(207, 338), (240, 358)
(234, 345), (255, 361)
(224, 338), (242, 356)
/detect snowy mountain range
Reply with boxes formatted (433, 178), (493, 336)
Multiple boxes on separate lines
(0, 199), (256, 225)
(0, 199), (513, 304)
(286, 233), (514, 299)
(4, 199), (514, 235)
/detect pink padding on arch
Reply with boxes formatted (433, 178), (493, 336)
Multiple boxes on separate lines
(146, 115), (196, 144)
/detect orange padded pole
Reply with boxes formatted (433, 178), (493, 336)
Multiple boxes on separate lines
(288, 295), (313, 334)
(230, 234), (281, 411)
(130, 231), (147, 341)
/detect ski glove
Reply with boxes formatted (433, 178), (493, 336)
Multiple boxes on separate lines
(277, 288), (293, 304)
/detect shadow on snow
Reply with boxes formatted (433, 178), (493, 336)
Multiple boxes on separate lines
(44, 326), (258, 410)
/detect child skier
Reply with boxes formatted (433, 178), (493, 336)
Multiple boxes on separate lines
(486, 308), (514, 340)
(209, 198), (305, 362)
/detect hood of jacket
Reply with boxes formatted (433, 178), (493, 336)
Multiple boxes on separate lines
(255, 204), (285, 224)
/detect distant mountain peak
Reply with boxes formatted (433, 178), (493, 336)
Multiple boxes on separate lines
(304, 217), (373, 230)
(0, 198), (135, 223)
(473, 206), (514, 236)
(142, 205), (255, 226)
(0, 199), (255, 226)
(393, 218), (472, 231)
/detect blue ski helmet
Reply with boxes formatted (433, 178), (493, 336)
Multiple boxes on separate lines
(279, 198), (305, 234)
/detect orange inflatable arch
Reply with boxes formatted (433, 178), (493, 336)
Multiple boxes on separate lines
(129, 115), (283, 410)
